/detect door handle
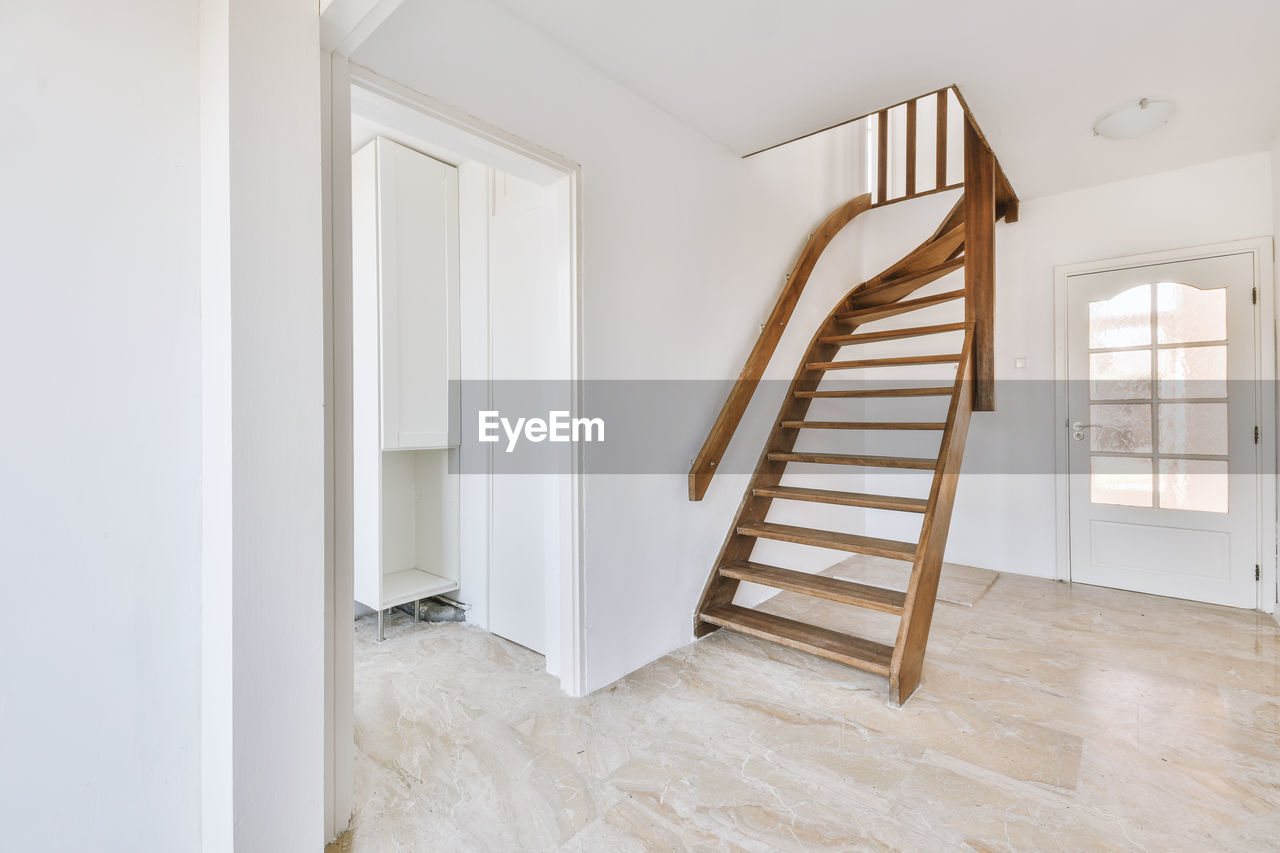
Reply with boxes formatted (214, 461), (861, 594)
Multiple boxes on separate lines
(1071, 421), (1092, 442)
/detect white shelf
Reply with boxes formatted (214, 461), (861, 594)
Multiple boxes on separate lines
(378, 568), (458, 610)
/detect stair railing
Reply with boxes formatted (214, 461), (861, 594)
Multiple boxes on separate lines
(689, 85), (1016, 500)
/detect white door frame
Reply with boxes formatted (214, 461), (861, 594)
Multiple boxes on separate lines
(321, 5), (587, 839)
(1053, 237), (1277, 612)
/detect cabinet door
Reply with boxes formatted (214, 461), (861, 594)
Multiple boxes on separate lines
(375, 137), (459, 450)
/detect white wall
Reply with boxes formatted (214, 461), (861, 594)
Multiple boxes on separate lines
(201, 0), (326, 849)
(354, 0), (869, 690)
(0, 2), (202, 849)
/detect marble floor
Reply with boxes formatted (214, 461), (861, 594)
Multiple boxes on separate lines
(330, 572), (1280, 852)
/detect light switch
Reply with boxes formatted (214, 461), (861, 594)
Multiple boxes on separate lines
(1014, 357), (1028, 369)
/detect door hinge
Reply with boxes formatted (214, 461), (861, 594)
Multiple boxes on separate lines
(1257, 564), (1261, 582)
(1253, 287), (1258, 304)
(1255, 425), (1260, 444)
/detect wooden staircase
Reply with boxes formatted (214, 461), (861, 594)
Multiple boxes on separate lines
(688, 87), (1017, 705)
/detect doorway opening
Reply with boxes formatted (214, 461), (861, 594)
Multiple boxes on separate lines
(328, 62), (586, 833)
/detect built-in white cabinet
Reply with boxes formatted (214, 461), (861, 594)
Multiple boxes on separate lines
(360, 136), (460, 450)
(351, 137), (460, 624)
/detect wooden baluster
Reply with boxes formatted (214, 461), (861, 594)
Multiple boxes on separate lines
(876, 109), (888, 205)
(936, 91), (949, 188)
(905, 99), (917, 196)
(963, 119), (996, 411)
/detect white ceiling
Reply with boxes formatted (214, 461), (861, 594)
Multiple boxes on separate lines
(485, 0), (1280, 198)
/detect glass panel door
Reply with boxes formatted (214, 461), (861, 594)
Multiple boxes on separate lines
(1066, 253), (1258, 608)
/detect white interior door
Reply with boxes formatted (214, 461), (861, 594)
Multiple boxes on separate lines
(486, 171), (561, 655)
(1066, 253), (1259, 608)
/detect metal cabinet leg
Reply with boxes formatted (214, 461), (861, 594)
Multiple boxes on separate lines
(376, 609), (385, 642)
(414, 599), (421, 622)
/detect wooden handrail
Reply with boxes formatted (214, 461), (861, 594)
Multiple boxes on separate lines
(688, 193), (872, 500)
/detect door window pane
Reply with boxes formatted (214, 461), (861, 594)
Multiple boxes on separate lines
(1090, 404), (1152, 453)
(1158, 402), (1229, 455)
(1158, 459), (1228, 513)
(1091, 456), (1153, 508)
(1081, 274), (1237, 518)
(1157, 346), (1227, 399)
(1089, 284), (1151, 348)
(1090, 350), (1151, 400)
(1156, 282), (1227, 344)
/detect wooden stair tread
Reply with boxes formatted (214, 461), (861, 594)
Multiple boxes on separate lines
(877, 221), (966, 283)
(767, 451), (937, 470)
(852, 258), (967, 308)
(752, 484), (929, 512)
(699, 604), (894, 675)
(820, 322), (968, 346)
(807, 353), (961, 370)
(836, 289), (964, 323)
(795, 386), (954, 399)
(877, 256), (966, 288)
(781, 421), (945, 431)
(737, 521), (917, 560)
(720, 561), (907, 613)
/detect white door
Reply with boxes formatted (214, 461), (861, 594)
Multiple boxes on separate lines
(486, 171), (562, 655)
(1066, 253), (1259, 608)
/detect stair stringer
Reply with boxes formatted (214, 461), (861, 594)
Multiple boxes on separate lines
(889, 328), (974, 705)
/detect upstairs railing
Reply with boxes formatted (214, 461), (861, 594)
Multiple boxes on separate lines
(688, 85), (1017, 500)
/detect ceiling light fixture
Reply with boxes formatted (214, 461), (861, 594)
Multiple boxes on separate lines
(1093, 98), (1175, 140)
